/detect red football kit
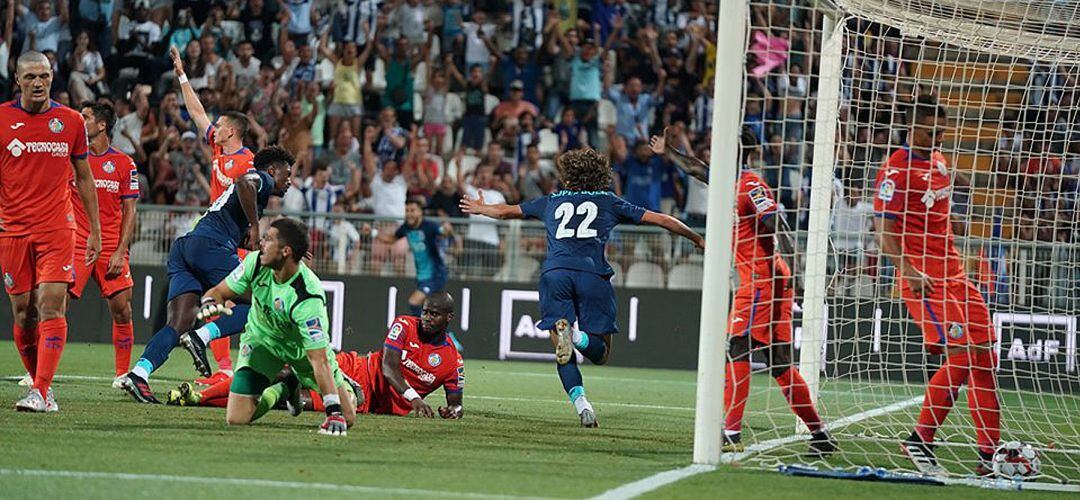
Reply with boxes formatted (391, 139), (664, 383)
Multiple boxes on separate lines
(728, 169), (793, 346)
(873, 148), (993, 353)
(69, 147), (139, 299)
(205, 125), (255, 202)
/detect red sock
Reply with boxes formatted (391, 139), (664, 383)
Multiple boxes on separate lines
(915, 351), (970, 443)
(723, 360), (751, 432)
(33, 318), (67, 395)
(310, 390), (324, 412)
(210, 337), (232, 372)
(199, 374), (234, 402)
(201, 395), (229, 407)
(967, 349), (1000, 454)
(13, 323), (38, 379)
(112, 321), (134, 377)
(773, 367), (823, 432)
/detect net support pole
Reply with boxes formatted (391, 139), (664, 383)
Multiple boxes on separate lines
(798, 15), (843, 413)
(691, 0), (747, 465)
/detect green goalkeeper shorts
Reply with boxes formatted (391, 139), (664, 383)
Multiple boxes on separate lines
(234, 338), (345, 394)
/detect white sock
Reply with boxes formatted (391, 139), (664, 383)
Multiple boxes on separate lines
(573, 395), (593, 415)
(196, 326), (213, 345)
(131, 365), (150, 380)
(572, 329), (588, 349)
(724, 429), (741, 437)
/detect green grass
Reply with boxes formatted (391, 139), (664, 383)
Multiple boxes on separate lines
(0, 342), (1073, 499)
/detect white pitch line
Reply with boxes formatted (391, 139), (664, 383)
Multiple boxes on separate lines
(470, 395), (694, 412)
(589, 464), (716, 500)
(0, 468), (560, 499)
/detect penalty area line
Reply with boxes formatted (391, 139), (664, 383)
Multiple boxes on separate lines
(0, 468), (560, 500)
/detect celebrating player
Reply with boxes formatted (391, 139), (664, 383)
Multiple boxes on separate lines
(171, 44), (256, 384)
(365, 199), (455, 316)
(460, 148), (703, 427)
(649, 128), (836, 456)
(193, 217), (356, 434)
(68, 102), (139, 388)
(170, 292), (465, 420)
(1, 51), (101, 412)
(119, 146), (294, 403)
(873, 95), (999, 476)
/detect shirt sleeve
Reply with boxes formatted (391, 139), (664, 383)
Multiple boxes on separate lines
(291, 297), (331, 351)
(204, 125), (216, 146)
(611, 196), (647, 224)
(224, 251), (258, 295)
(394, 224), (407, 239)
(444, 355), (464, 394)
(741, 181), (778, 220)
(518, 196), (547, 220)
(383, 316), (410, 352)
(70, 112), (88, 159)
(873, 165), (906, 219)
(121, 156), (140, 199)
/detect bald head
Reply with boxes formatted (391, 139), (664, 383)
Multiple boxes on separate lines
(16, 51), (53, 107)
(425, 291), (455, 314)
(17, 51), (50, 74)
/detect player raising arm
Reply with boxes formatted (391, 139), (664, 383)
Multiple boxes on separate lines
(461, 148), (701, 427)
(873, 95), (999, 476)
(2, 51), (101, 412)
(196, 218), (356, 434)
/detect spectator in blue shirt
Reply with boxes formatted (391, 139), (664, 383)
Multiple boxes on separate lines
(499, 46), (541, 105)
(553, 107), (586, 153)
(617, 140), (672, 212)
(603, 73), (664, 145)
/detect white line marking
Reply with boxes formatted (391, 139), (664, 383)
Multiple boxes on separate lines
(589, 464), (715, 500)
(469, 395), (693, 412)
(0, 468), (559, 499)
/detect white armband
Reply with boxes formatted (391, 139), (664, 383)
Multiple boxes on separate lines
(402, 388), (420, 401)
(177, 74), (188, 84)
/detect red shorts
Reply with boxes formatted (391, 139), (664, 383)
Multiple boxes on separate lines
(729, 277), (794, 346)
(316, 351), (374, 414)
(0, 230), (75, 295)
(69, 247), (134, 299)
(900, 275), (993, 354)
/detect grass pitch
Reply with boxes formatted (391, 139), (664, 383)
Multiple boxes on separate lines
(0, 342), (1068, 499)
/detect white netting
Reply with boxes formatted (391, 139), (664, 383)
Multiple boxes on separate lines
(726, 0), (1079, 488)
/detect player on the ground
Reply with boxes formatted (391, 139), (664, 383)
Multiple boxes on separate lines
(873, 95), (999, 476)
(366, 199), (455, 316)
(460, 148), (703, 427)
(68, 102), (138, 388)
(170, 292), (465, 420)
(1, 51), (101, 412)
(119, 146), (294, 403)
(190, 217), (356, 434)
(649, 128), (837, 456)
(171, 45), (256, 385)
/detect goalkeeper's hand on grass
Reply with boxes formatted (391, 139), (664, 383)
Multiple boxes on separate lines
(196, 298), (232, 322)
(319, 413), (348, 436)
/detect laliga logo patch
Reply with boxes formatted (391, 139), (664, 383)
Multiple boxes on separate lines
(102, 160), (115, 174)
(48, 118), (63, 133)
(748, 186), (774, 213)
(273, 297), (285, 312)
(428, 353), (442, 367)
(3, 272), (12, 289)
(388, 322), (403, 341)
(948, 322), (964, 340)
(878, 179), (896, 202)
(6, 138), (25, 157)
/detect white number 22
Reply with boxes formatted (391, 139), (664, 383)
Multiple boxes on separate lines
(554, 201), (599, 239)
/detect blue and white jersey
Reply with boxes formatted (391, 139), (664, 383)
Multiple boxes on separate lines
(519, 190), (646, 277)
(187, 169), (275, 248)
(396, 219), (448, 281)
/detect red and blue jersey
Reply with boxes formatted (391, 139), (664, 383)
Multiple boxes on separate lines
(519, 190), (646, 277)
(734, 169), (781, 283)
(205, 125), (255, 203)
(369, 315), (463, 415)
(70, 147), (139, 251)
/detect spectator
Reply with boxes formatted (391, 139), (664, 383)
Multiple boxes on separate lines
(499, 46), (541, 105)
(517, 144), (554, 201)
(617, 140), (671, 213)
(328, 200), (362, 271)
(298, 163), (347, 232)
(166, 7), (201, 53)
(301, 78), (328, 157)
(289, 43), (317, 93)
(554, 107), (586, 153)
(23, 0), (69, 56)
(563, 35), (612, 147)
(324, 122), (362, 190)
(332, 0), (379, 46)
(230, 40), (261, 89)
(374, 108), (408, 167)
(281, 0), (315, 47)
(239, 0), (277, 56)
(428, 172), (464, 218)
(604, 73), (662, 145)
(170, 130), (212, 206)
(319, 31), (375, 148)
(447, 57), (491, 152)
(831, 182), (873, 293)
(461, 163), (506, 277)
(364, 156), (409, 272)
(272, 39), (299, 86)
(277, 84), (320, 174)
(379, 35), (428, 129)
(115, 1), (162, 82)
(423, 69), (451, 156)
(77, 0), (117, 58)
(178, 39), (213, 90)
(511, 0), (545, 51)
(462, 10), (497, 74)
(403, 135), (443, 199)
(484, 141), (514, 181)
(394, 0), (427, 44)
(442, 0), (466, 42)
(492, 79), (540, 125)
(68, 30), (107, 104)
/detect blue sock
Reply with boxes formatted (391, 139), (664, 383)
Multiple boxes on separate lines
(409, 303), (422, 316)
(578, 333), (607, 364)
(133, 325), (178, 380)
(556, 355), (584, 395)
(214, 304), (250, 337)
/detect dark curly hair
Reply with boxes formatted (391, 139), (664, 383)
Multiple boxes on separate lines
(556, 148), (613, 192)
(252, 145), (296, 171)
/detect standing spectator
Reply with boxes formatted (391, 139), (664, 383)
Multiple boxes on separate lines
(364, 150), (409, 272)
(115, 1), (162, 82)
(289, 43), (317, 94)
(327, 200), (362, 271)
(229, 40), (261, 89)
(554, 107), (586, 153)
(78, 0), (117, 58)
(272, 39), (299, 86)
(298, 163), (347, 233)
(603, 74), (662, 145)
(499, 46), (541, 105)
(170, 130), (212, 206)
(166, 7), (201, 53)
(280, 0), (315, 47)
(463, 10), (497, 74)
(517, 144), (554, 201)
(379, 35), (428, 129)
(446, 56), (491, 153)
(239, 0), (277, 56)
(68, 30), (107, 104)
(301, 78), (328, 157)
(324, 123), (362, 190)
(332, 0), (380, 46)
(442, 0), (466, 42)
(374, 109), (408, 167)
(461, 164), (506, 277)
(319, 31), (376, 147)
(403, 135), (443, 199)
(394, 0), (427, 44)
(492, 80), (540, 124)
(429, 173), (464, 218)
(511, 0), (545, 51)
(563, 35), (611, 147)
(23, 0), (69, 56)
(617, 140), (669, 213)
(277, 87), (320, 175)
(423, 69), (452, 156)
(831, 182), (873, 293)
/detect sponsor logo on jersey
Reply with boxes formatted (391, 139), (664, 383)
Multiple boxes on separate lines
(948, 322), (964, 340)
(273, 297), (285, 312)
(129, 168), (139, 191)
(748, 186), (774, 213)
(102, 160), (115, 174)
(10, 122), (24, 129)
(388, 322), (404, 340)
(240, 344), (253, 357)
(921, 186), (951, 208)
(428, 353), (442, 367)
(225, 159), (234, 171)
(936, 160), (947, 175)
(48, 118), (63, 133)
(457, 366), (465, 386)
(878, 179), (896, 202)
(94, 179), (120, 192)
(305, 318), (324, 341)
(402, 357), (436, 384)
(6, 138), (70, 157)
(3, 272), (12, 289)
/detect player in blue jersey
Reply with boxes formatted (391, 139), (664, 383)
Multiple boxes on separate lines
(461, 148), (704, 426)
(120, 146), (295, 403)
(366, 198), (455, 316)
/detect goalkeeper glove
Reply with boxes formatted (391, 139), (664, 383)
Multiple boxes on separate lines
(318, 393), (347, 436)
(196, 297), (232, 322)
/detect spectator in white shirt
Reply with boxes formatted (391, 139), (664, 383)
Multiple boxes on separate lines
(831, 182), (874, 294)
(229, 40), (261, 90)
(365, 160), (409, 273)
(299, 163), (347, 232)
(461, 164), (506, 277)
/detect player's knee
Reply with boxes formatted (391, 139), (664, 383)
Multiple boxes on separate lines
(110, 303), (133, 324)
(35, 294), (66, 320)
(225, 415), (251, 426)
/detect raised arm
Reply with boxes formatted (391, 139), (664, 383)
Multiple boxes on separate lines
(169, 46), (213, 137)
(649, 129), (709, 183)
(458, 190), (524, 219)
(640, 211), (704, 249)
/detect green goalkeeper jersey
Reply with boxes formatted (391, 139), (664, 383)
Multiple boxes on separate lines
(225, 251), (330, 358)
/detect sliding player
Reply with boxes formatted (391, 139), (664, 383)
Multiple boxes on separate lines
(119, 146), (293, 403)
(461, 148), (702, 427)
(170, 292), (464, 420)
(2, 51), (101, 412)
(650, 128), (836, 456)
(69, 102), (138, 388)
(874, 95), (999, 476)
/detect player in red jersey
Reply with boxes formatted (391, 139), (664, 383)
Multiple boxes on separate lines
(68, 102), (139, 388)
(650, 127), (835, 456)
(874, 95), (999, 476)
(0, 52), (101, 413)
(168, 292), (465, 419)
(170, 45), (256, 384)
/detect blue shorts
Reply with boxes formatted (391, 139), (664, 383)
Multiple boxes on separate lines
(417, 272), (448, 296)
(537, 269), (618, 334)
(166, 236), (241, 301)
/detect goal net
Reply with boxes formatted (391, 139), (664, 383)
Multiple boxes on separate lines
(723, 0), (1080, 488)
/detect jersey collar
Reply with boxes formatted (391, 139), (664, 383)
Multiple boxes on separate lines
(12, 98), (59, 114)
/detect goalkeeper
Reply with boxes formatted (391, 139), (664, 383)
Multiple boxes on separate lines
(196, 217), (356, 436)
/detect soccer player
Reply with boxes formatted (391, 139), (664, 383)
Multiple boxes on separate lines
(171, 45), (256, 383)
(119, 146), (294, 403)
(193, 217), (356, 435)
(170, 292), (465, 420)
(1, 51), (101, 412)
(873, 95), (999, 476)
(460, 148), (703, 427)
(68, 102), (138, 388)
(649, 128), (837, 456)
(366, 199), (455, 316)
